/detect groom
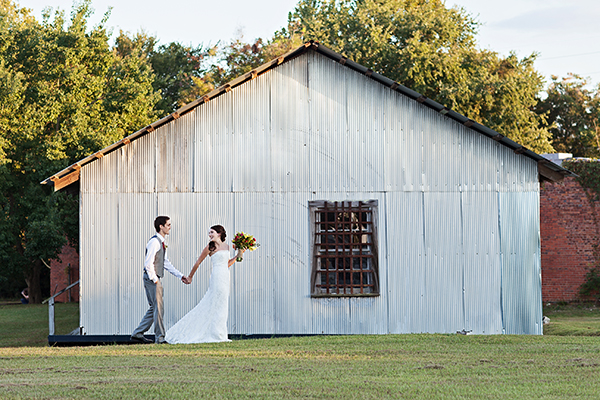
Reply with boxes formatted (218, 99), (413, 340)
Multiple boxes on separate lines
(131, 216), (190, 344)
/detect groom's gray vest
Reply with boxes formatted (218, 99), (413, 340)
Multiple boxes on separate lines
(147, 235), (165, 278)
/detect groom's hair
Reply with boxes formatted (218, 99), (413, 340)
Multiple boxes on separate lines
(154, 216), (170, 232)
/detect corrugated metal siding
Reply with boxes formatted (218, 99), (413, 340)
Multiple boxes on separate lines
(157, 110), (195, 193)
(194, 94), (234, 192)
(229, 192), (275, 334)
(81, 129), (157, 194)
(461, 191), (503, 334)
(231, 75), (272, 192)
(81, 148), (118, 194)
(386, 191), (505, 334)
(307, 54), (350, 192)
(498, 148), (540, 193)
(386, 191), (426, 333)
(80, 193), (120, 334)
(271, 58), (310, 192)
(78, 49), (542, 336)
(499, 191), (542, 334)
(384, 90), (423, 192)
(458, 122), (499, 193)
(422, 192), (465, 333)
(118, 133), (156, 193)
(271, 192), (312, 334)
(344, 59), (386, 192)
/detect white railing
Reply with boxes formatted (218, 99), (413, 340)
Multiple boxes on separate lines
(42, 280), (80, 335)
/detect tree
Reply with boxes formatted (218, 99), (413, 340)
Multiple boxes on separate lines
(204, 29), (304, 89)
(217, 0), (552, 152)
(115, 31), (217, 117)
(0, 0), (160, 302)
(536, 74), (600, 158)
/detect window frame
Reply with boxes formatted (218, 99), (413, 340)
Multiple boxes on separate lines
(309, 200), (380, 298)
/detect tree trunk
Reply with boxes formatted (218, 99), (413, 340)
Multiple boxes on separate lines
(27, 259), (43, 304)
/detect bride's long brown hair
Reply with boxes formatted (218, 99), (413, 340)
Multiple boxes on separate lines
(208, 225), (227, 252)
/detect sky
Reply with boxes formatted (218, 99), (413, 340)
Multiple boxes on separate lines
(16, 0), (600, 89)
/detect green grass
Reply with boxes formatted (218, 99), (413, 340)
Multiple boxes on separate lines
(1, 335), (599, 399)
(543, 303), (600, 336)
(0, 303), (599, 399)
(0, 303), (79, 347)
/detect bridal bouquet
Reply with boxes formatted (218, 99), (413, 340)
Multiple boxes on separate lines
(232, 232), (259, 262)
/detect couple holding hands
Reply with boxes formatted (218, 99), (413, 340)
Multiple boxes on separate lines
(131, 216), (244, 344)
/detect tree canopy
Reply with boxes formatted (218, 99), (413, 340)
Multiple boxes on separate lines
(3, 0), (599, 301)
(536, 74), (600, 158)
(0, 0), (159, 301)
(284, 0), (553, 153)
(115, 32), (217, 117)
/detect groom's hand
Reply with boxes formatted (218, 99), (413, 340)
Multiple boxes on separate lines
(181, 276), (191, 284)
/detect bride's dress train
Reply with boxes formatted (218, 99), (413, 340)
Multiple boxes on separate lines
(165, 250), (231, 343)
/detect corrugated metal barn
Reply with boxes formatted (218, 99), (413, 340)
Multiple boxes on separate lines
(44, 42), (572, 337)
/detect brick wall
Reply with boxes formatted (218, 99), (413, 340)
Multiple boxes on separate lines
(49, 244), (80, 303)
(540, 177), (599, 302)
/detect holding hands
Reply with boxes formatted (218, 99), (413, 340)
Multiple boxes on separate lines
(181, 276), (191, 284)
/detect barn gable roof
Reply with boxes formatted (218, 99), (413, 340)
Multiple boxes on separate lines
(41, 41), (573, 190)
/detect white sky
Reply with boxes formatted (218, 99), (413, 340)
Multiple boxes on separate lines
(15, 0), (600, 88)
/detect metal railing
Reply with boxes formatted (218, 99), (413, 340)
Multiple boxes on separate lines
(42, 280), (80, 335)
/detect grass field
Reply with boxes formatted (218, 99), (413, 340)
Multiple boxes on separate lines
(543, 302), (600, 336)
(0, 302), (599, 399)
(0, 303), (79, 347)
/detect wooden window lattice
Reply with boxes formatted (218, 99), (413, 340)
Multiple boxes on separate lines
(311, 201), (378, 296)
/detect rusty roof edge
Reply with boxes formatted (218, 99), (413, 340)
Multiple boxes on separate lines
(175, 42), (315, 118)
(42, 40), (575, 187)
(41, 43), (317, 187)
(309, 43), (576, 179)
(40, 112), (177, 186)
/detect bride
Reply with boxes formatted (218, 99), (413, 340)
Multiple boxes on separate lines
(165, 225), (243, 344)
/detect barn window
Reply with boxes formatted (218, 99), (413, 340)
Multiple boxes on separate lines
(309, 200), (379, 297)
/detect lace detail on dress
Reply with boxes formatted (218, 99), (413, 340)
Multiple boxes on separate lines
(165, 250), (231, 344)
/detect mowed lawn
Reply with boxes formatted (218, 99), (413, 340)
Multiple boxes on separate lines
(0, 303), (599, 399)
(0, 303), (80, 347)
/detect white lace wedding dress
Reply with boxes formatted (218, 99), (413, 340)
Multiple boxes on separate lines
(165, 250), (231, 344)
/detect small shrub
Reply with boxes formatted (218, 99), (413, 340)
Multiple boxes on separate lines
(580, 265), (600, 304)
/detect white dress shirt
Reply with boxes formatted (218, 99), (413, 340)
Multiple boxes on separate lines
(144, 233), (184, 283)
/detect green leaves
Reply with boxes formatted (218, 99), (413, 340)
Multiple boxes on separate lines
(536, 74), (600, 158)
(0, 0), (160, 300)
(115, 31), (217, 117)
(287, 0), (552, 153)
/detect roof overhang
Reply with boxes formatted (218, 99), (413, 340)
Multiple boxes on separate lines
(41, 41), (574, 190)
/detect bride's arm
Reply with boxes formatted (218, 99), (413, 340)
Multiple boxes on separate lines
(227, 248), (245, 268)
(188, 245), (210, 281)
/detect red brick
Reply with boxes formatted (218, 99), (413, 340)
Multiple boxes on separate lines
(541, 177), (600, 302)
(49, 245), (79, 303)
